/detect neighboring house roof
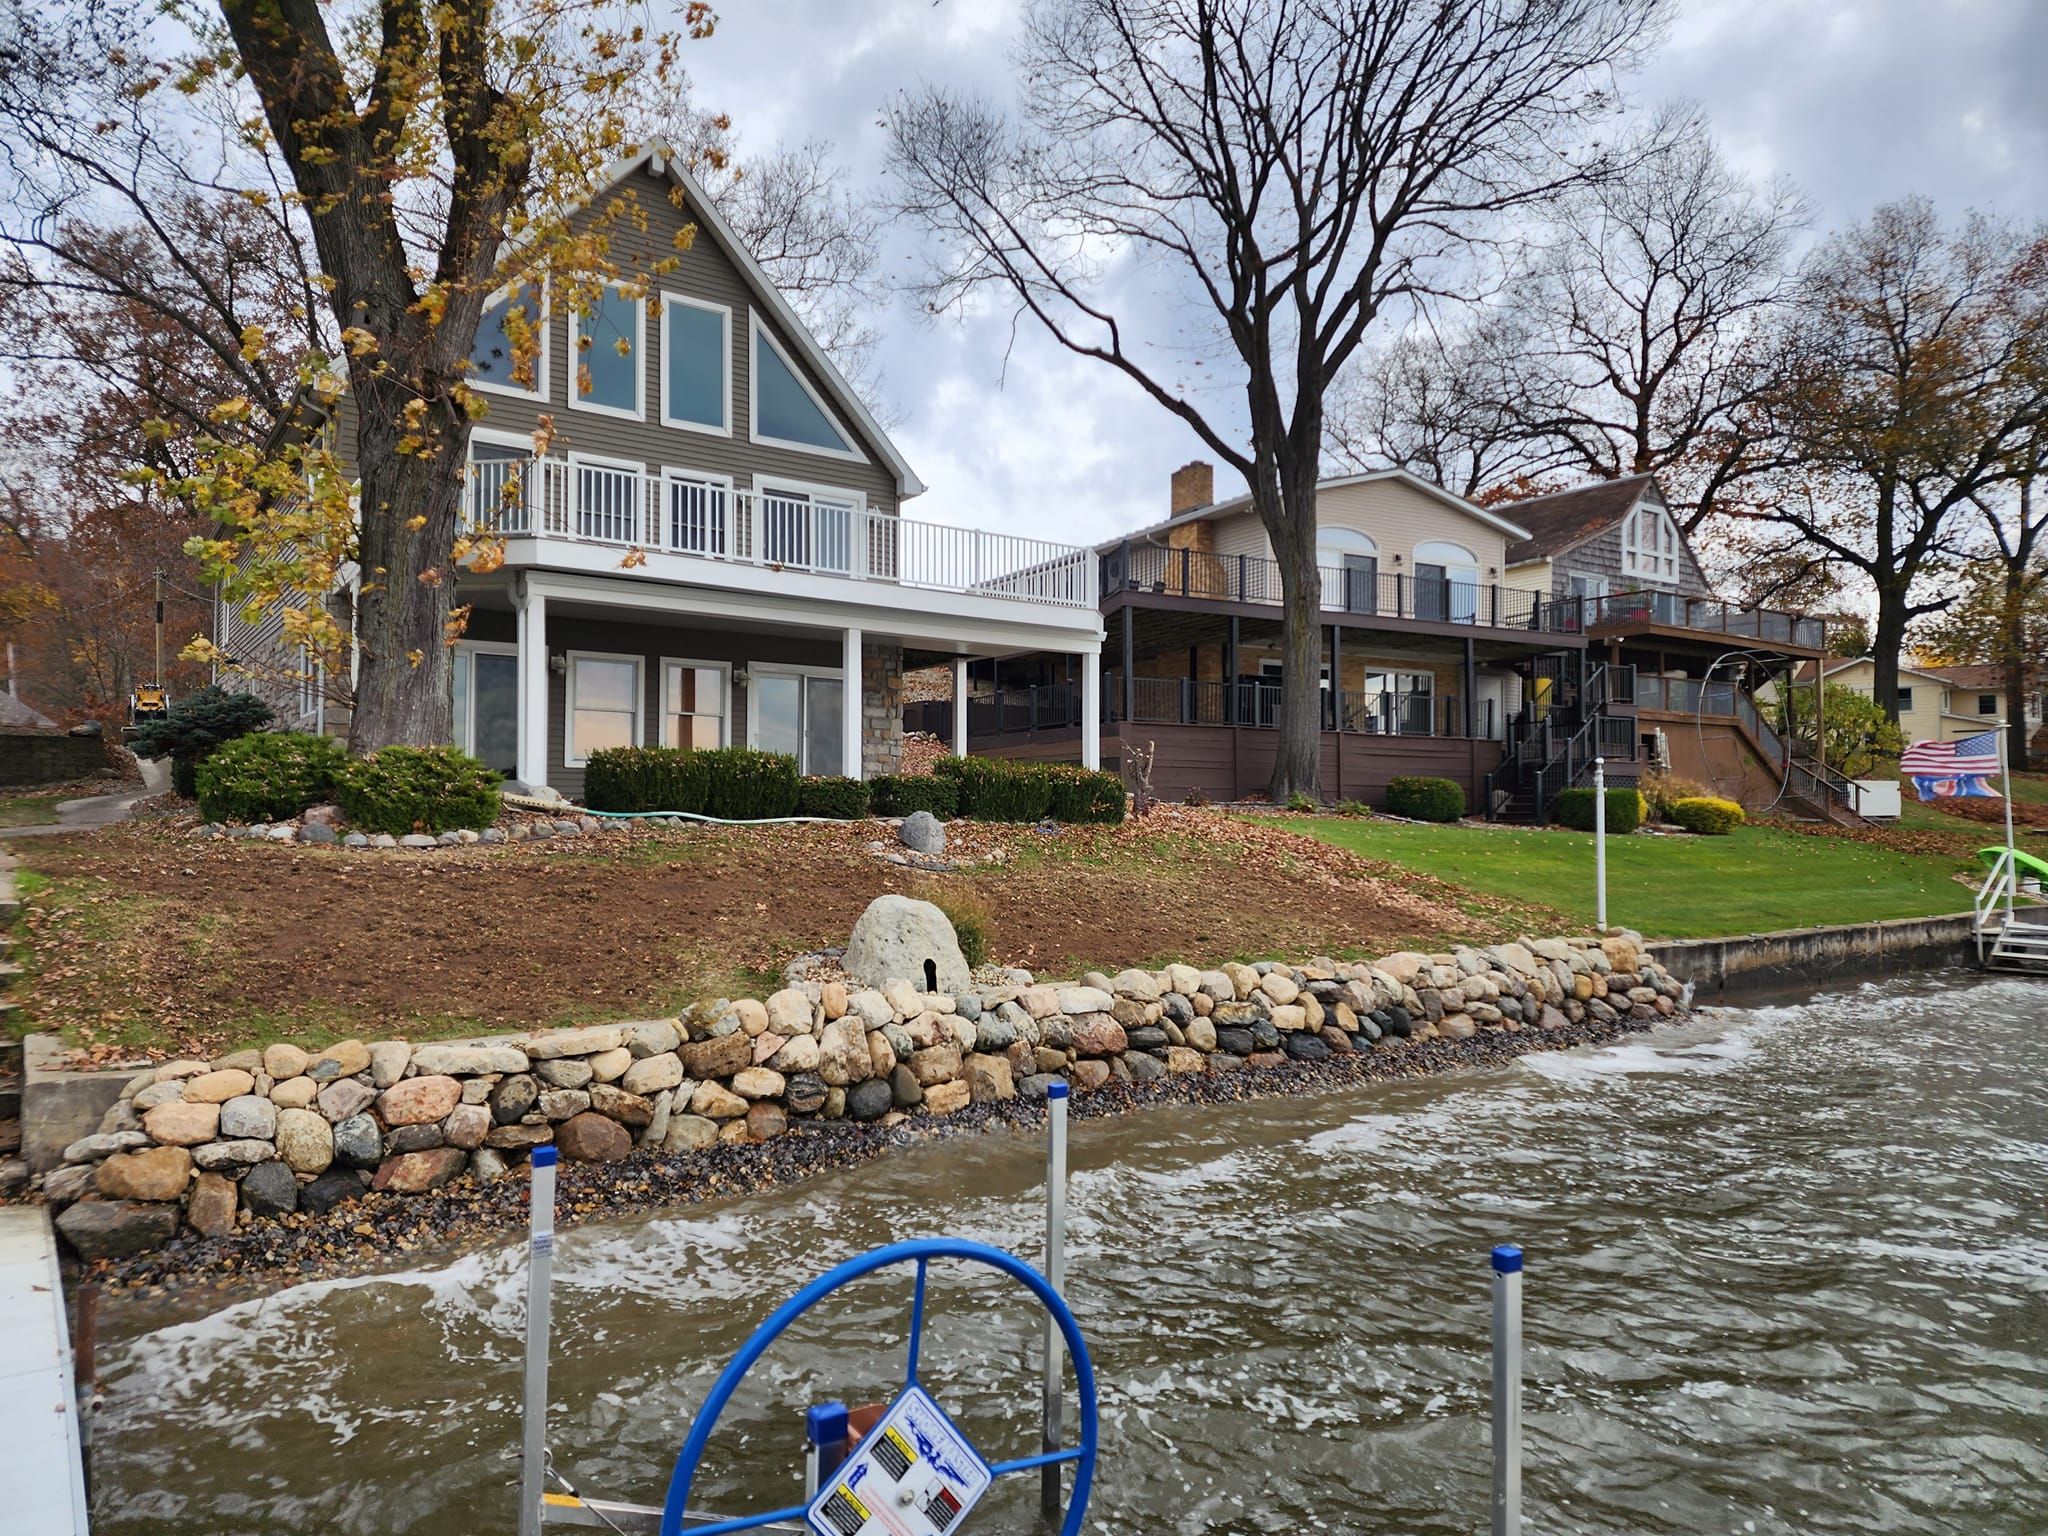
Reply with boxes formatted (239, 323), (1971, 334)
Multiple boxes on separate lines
(1500, 473), (1660, 566)
(1792, 658), (1952, 685)
(1100, 467), (1530, 554)
(1923, 663), (2030, 691)
(571, 144), (925, 500)
(0, 692), (59, 730)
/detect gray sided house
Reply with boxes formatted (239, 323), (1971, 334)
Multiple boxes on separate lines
(219, 146), (1104, 798)
(1501, 475), (1845, 819)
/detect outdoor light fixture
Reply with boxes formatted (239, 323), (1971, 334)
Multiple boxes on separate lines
(549, 652), (567, 676)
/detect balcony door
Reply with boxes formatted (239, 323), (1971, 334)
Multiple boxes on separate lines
(758, 479), (859, 574)
(1414, 540), (1479, 623)
(1318, 528), (1379, 614)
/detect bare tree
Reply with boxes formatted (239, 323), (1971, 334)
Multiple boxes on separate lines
(1325, 311), (1570, 500)
(1743, 200), (2048, 720)
(885, 0), (1666, 799)
(1503, 103), (1804, 531)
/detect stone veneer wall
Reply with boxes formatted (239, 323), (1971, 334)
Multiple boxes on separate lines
(44, 932), (1686, 1260)
(861, 640), (904, 778)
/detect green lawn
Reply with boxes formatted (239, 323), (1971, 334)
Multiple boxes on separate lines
(1282, 817), (1982, 940)
(0, 792), (66, 827)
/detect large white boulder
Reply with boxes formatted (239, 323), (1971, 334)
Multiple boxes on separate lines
(843, 894), (974, 995)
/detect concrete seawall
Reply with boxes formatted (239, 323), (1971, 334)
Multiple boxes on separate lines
(1649, 913), (1979, 1003)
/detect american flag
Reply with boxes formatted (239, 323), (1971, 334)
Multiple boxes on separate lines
(1902, 730), (2001, 800)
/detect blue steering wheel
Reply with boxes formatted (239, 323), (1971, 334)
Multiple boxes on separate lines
(658, 1238), (1097, 1536)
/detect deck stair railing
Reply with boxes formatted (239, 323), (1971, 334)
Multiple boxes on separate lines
(1976, 851), (2048, 970)
(1485, 663), (1638, 820)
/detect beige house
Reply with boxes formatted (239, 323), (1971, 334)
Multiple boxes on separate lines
(1795, 658), (2042, 744)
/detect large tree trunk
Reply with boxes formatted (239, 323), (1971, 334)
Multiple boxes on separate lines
(1263, 455), (1323, 802)
(1868, 581), (1908, 725)
(347, 370), (469, 751)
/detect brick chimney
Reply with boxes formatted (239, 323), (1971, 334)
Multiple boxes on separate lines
(1170, 460), (1214, 516)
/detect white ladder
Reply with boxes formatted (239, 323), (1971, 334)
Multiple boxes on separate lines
(1976, 848), (2048, 970)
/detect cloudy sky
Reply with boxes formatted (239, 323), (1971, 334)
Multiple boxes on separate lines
(686, 0), (2048, 548)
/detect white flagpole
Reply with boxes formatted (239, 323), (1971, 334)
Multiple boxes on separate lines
(2002, 722), (2017, 919)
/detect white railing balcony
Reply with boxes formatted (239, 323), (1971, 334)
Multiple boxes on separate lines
(463, 456), (1095, 609)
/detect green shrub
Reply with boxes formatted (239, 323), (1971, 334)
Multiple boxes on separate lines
(1551, 786), (1647, 835)
(584, 746), (708, 814)
(915, 879), (991, 969)
(1286, 790), (1317, 813)
(796, 776), (871, 819)
(695, 746), (800, 819)
(335, 745), (502, 835)
(132, 684), (275, 798)
(1333, 799), (1372, 818)
(936, 754), (1053, 821)
(1384, 775), (1465, 822)
(1668, 795), (1746, 835)
(1640, 769), (1714, 822)
(869, 774), (960, 819)
(1045, 764), (1127, 824)
(195, 732), (346, 823)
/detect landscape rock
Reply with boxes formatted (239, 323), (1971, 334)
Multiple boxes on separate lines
(218, 1094), (277, 1141)
(843, 894), (973, 994)
(96, 1145), (192, 1202)
(181, 1068), (256, 1104)
(240, 1160), (300, 1217)
(143, 1100), (220, 1146)
(410, 1043), (530, 1076)
(620, 1051), (685, 1097)
(58, 1200), (179, 1260)
(556, 1112), (631, 1163)
(263, 1043), (309, 1081)
(186, 1171), (238, 1236)
(275, 1107), (336, 1174)
(846, 1077), (893, 1120)
(380, 1075), (463, 1126)
(371, 1146), (469, 1193)
(300, 1169), (363, 1215)
(662, 1115), (719, 1152)
(316, 1078), (377, 1124)
(899, 810), (945, 856)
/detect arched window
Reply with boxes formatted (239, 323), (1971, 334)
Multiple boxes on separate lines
(1414, 540), (1480, 622)
(1621, 503), (1682, 583)
(1318, 528), (1380, 613)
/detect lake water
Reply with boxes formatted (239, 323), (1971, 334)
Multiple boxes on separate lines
(90, 972), (2048, 1535)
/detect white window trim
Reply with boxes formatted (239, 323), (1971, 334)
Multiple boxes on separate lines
(746, 661), (849, 768)
(660, 293), (732, 437)
(1621, 504), (1681, 584)
(471, 278), (551, 403)
(659, 656), (731, 750)
(567, 282), (647, 422)
(566, 450), (647, 545)
(564, 650), (644, 768)
(749, 314), (866, 463)
(454, 639), (520, 758)
(659, 464), (737, 557)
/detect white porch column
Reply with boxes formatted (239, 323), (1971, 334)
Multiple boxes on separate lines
(952, 657), (969, 757)
(516, 582), (548, 789)
(1080, 645), (1102, 770)
(842, 625), (864, 778)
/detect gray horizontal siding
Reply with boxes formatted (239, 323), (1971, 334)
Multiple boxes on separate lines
(467, 609), (838, 800)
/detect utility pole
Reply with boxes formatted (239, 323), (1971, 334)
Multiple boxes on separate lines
(154, 568), (165, 687)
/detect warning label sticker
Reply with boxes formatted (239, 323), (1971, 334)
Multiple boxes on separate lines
(804, 1385), (994, 1536)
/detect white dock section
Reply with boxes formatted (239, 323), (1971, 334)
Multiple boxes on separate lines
(0, 1206), (90, 1535)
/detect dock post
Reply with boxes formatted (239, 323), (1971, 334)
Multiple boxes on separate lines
(1040, 1080), (1071, 1518)
(1490, 1244), (1523, 1536)
(519, 1146), (560, 1536)
(1592, 756), (1608, 932)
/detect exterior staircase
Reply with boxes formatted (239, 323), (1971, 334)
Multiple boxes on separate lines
(1978, 849), (2048, 972)
(1486, 663), (1635, 822)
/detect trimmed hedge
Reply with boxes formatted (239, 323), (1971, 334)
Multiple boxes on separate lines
(1045, 764), (1127, 824)
(935, 754), (1053, 821)
(336, 745), (501, 835)
(1668, 795), (1745, 835)
(195, 731), (346, 824)
(1551, 786), (1647, 835)
(1385, 775), (1465, 822)
(581, 744), (800, 819)
(796, 776), (871, 819)
(869, 774), (959, 819)
(132, 684), (275, 798)
(584, 746), (708, 815)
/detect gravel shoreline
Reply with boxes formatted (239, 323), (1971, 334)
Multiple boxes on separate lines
(85, 1010), (1666, 1304)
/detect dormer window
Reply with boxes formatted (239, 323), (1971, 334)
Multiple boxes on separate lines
(1622, 501), (1681, 583)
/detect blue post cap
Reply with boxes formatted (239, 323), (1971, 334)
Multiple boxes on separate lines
(805, 1400), (849, 1447)
(1047, 1080), (1070, 1100)
(1491, 1244), (1523, 1274)
(531, 1145), (559, 1168)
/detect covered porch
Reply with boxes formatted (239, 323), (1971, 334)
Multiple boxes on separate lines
(454, 569), (1104, 802)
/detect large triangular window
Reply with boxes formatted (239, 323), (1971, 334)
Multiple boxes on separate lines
(751, 318), (856, 457)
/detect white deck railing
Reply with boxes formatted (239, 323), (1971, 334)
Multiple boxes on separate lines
(465, 456), (1095, 609)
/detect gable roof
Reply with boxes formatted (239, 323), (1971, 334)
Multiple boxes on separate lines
(0, 692), (58, 730)
(563, 144), (925, 499)
(1793, 657), (1951, 685)
(1100, 466), (1530, 553)
(1501, 473), (1660, 566)
(1923, 663), (2029, 691)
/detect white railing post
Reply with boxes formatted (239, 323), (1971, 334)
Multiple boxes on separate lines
(518, 1145), (559, 1536)
(1040, 1080), (1070, 1516)
(1491, 1244), (1523, 1536)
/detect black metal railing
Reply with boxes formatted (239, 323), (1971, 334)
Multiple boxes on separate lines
(958, 674), (1496, 739)
(1583, 589), (1825, 649)
(1101, 541), (1574, 632)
